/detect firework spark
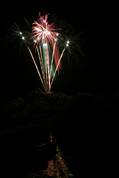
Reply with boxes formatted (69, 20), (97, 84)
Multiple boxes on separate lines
(18, 14), (70, 93)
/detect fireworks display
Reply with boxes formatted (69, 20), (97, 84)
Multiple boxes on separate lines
(18, 14), (70, 93)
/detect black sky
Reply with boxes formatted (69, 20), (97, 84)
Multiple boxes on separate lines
(0, 1), (118, 100)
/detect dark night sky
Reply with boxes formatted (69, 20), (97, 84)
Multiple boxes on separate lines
(0, 1), (117, 101)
